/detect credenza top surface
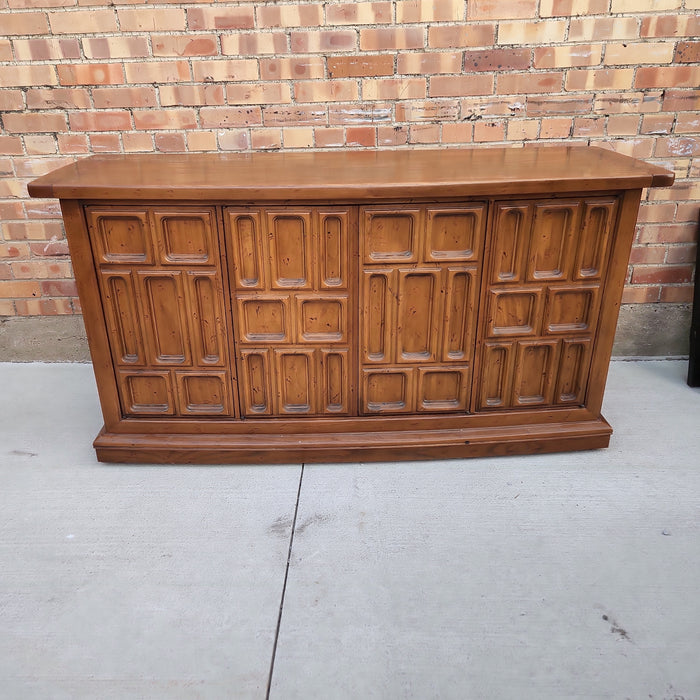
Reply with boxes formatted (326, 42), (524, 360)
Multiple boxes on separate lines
(28, 146), (673, 202)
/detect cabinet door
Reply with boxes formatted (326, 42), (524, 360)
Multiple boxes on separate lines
(225, 207), (353, 417)
(476, 196), (618, 411)
(88, 206), (237, 418)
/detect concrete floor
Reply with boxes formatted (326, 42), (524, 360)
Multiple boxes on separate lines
(0, 361), (698, 700)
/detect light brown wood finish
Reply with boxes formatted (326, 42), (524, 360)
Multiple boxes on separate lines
(29, 148), (673, 464)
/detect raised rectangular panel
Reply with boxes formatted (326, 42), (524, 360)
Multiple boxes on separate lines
(362, 207), (420, 264)
(442, 265), (478, 361)
(266, 210), (313, 289)
(527, 201), (578, 281)
(478, 341), (514, 410)
(486, 288), (543, 338)
(137, 271), (190, 365)
(320, 349), (350, 414)
(226, 210), (265, 290)
(512, 340), (559, 407)
(119, 370), (174, 416)
(362, 269), (394, 364)
(425, 205), (485, 262)
(184, 271), (226, 366)
(99, 269), (145, 366)
(154, 209), (216, 265)
(318, 210), (349, 289)
(556, 339), (592, 405)
(417, 366), (470, 412)
(274, 349), (316, 415)
(88, 209), (153, 265)
(361, 368), (414, 414)
(297, 294), (347, 343)
(544, 284), (600, 335)
(574, 198), (617, 281)
(396, 269), (440, 363)
(237, 295), (290, 343)
(239, 349), (272, 416)
(490, 203), (532, 284)
(175, 372), (233, 416)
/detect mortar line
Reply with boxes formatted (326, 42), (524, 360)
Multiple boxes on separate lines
(266, 463), (304, 700)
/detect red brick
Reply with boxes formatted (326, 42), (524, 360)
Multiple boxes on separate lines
(315, 127), (345, 148)
(636, 203), (677, 224)
(0, 136), (23, 155)
(260, 57), (325, 80)
(497, 72), (563, 94)
(569, 17), (638, 41)
(473, 121), (506, 142)
(26, 88), (90, 110)
(527, 96), (593, 116)
(666, 244), (697, 264)
(0, 202), (25, 220)
(674, 41), (700, 63)
(125, 61), (192, 84)
(497, 20), (566, 44)
(133, 109), (197, 130)
(326, 2), (392, 25)
(0, 90), (24, 111)
(360, 27), (423, 51)
(191, 60), (257, 83)
(3, 113), (67, 133)
(83, 37), (149, 59)
(0, 281), (42, 299)
(328, 103), (392, 125)
(676, 203), (700, 223)
(50, 9), (116, 33)
(640, 114), (674, 135)
(187, 6), (254, 30)
(227, 83), (292, 104)
(69, 111), (132, 131)
(540, 117), (572, 138)
(621, 286), (660, 304)
(429, 75), (493, 97)
(118, 8), (185, 31)
(262, 105), (327, 127)
(507, 119), (539, 140)
(395, 101), (459, 122)
(469, 0), (536, 18)
(250, 129), (283, 150)
(58, 63), (124, 86)
(152, 35), (218, 57)
(409, 123), (440, 144)
(607, 114), (639, 136)
(464, 48), (531, 71)
(257, 3), (323, 27)
(93, 87), (157, 109)
(295, 81), (357, 103)
(0, 243), (30, 259)
(200, 107), (262, 128)
(428, 24), (494, 48)
(660, 286), (694, 303)
(363, 78), (426, 100)
(154, 132), (186, 153)
(675, 114), (700, 134)
(218, 130), (250, 151)
(398, 52), (462, 74)
(641, 15), (700, 38)
(631, 265), (693, 285)
(0, 39), (12, 61)
(655, 138), (700, 158)
(635, 66), (699, 89)
(629, 245), (666, 265)
(122, 132), (153, 153)
(540, 0), (609, 15)
(11, 260), (72, 279)
(160, 85), (224, 107)
(282, 127), (314, 148)
(291, 30), (357, 53)
(12, 38), (80, 60)
(89, 134), (121, 153)
(222, 33), (287, 56)
(565, 68), (634, 91)
(461, 96), (527, 117)
(534, 45), (601, 68)
(40, 280), (78, 297)
(572, 116), (605, 137)
(346, 126), (376, 147)
(441, 122), (473, 144)
(0, 65), (57, 87)
(3, 12), (49, 35)
(397, 0), (464, 22)
(57, 133), (89, 154)
(328, 55), (394, 78)
(662, 90), (700, 112)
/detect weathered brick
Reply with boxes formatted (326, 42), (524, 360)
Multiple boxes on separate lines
(611, 0), (680, 11)
(328, 55), (394, 78)
(640, 15), (700, 38)
(428, 24), (495, 48)
(250, 128), (283, 150)
(409, 123), (441, 144)
(470, 0), (536, 18)
(257, 3), (323, 27)
(662, 90), (700, 112)
(88, 134), (121, 153)
(498, 20), (567, 44)
(360, 27), (424, 51)
(635, 66), (699, 89)
(675, 114), (700, 134)
(13, 156), (68, 178)
(326, 2), (392, 25)
(24, 135), (56, 155)
(0, 242), (30, 259)
(604, 42), (675, 65)
(191, 60), (257, 82)
(0, 64), (57, 87)
(262, 105), (327, 127)
(430, 75), (494, 97)
(218, 129), (250, 151)
(676, 203), (700, 223)
(187, 131), (218, 152)
(507, 119), (539, 140)
(58, 63), (123, 86)
(631, 265), (693, 285)
(14, 298), (74, 315)
(666, 244), (697, 264)
(395, 100), (459, 122)
(152, 35), (218, 57)
(473, 120), (506, 142)
(160, 85), (224, 106)
(569, 17), (639, 41)
(295, 81), (358, 103)
(200, 107), (262, 128)
(463, 48), (531, 71)
(282, 127), (314, 148)
(594, 91), (662, 114)
(50, 9), (116, 33)
(0, 281), (42, 299)
(69, 111), (132, 131)
(0, 201), (25, 220)
(539, 0), (608, 16)
(3, 12), (49, 35)
(629, 245), (666, 265)
(398, 52), (462, 74)
(12, 38), (80, 60)
(346, 126), (376, 147)
(26, 88), (89, 109)
(540, 117), (572, 138)
(291, 30), (357, 53)
(154, 132), (186, 153)
(132, 109), (196, 130)
(0, 39), (12, 60)
(461, 96), (527, 117)
(260, 57), (325, 80)
(0, 90), (24, 111)
(0, 136), (23, 155)
(4, 113), (68, 133)
(328, 103), (391, 124)
(534, 45), (601, 68)
(118, 7), (185, 31)
(57, 133), (89, 154)
(11, 260), (72, 279)
(397, 0), (464, 22)
(660, 286), (694, 303)
(227, 83), (292, 104)
(187, 6), (254, 30)
(222, 33), (287, 56)
(82, 37), (149, 60)
(124, 61), (191, 84)
(674, 41), (700, 63)
(527, 96), (594, 116)
(566, 68), (634, 91)
(8, 0), (74, 7)
(497, 72), (564, 94)
(314, 127), (345, 148)
(122, 132), (153, 152)
(640, 114), (674, 135)
(93, 87), (157, 109)
(606, 114), (639, 136)
(363, 78), (426, 100)
(621, 286), (659, 303)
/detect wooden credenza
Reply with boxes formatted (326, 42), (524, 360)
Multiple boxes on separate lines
(29, 147), (673, 463)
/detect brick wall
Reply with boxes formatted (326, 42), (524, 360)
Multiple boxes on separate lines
(1, 0), (698, 318)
